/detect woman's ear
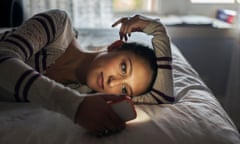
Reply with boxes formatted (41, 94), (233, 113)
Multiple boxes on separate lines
(107, 40), (124, 52)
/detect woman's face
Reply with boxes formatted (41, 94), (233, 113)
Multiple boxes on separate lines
(86, 50), (153, 96)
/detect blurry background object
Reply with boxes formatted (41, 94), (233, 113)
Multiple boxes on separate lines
(23, 0), (113, 28)
(72, 0), (113, 28)
(216, 9), (236, 24)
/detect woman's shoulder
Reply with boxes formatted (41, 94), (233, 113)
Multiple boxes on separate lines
(42, 9), (68, 18)
(35, 9), (70, 30)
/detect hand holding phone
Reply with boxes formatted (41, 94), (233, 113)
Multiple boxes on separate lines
(109, 96), (137, 122)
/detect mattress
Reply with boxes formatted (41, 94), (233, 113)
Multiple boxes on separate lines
(0, 28), (239, 144)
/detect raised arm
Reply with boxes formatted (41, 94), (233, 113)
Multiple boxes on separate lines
(112, 15), (174, 104)
(0, 9), (75, 60)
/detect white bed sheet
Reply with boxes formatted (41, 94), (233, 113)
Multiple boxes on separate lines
(0, 29), (239, 144)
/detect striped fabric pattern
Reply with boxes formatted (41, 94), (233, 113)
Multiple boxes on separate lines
(132, 20), (175, 104)
(14, 70), (41, 102)
(34, 49), (48, 72)
(0, 10), (84, 121)
(32, 13), (56, 45)
(0, 28), (16, 41)
(0, 9), (84, 121)
(0, 10), (65, 102)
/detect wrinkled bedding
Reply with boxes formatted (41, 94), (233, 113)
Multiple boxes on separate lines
(0, 29), (239, 144)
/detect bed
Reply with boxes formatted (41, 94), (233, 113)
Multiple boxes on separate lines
(0, 28), (239, 144)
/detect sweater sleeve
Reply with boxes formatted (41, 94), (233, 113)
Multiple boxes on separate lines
(136, 20), (174, 104)
(0, 9), (84, 121)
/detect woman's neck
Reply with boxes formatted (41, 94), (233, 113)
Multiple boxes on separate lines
(45, 38), (99, 84)
(74, 51), (98, 84)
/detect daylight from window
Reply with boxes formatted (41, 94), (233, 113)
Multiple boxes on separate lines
(113, 0), (158, 12)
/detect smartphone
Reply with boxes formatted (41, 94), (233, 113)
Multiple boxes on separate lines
(109, 97), (137, 122)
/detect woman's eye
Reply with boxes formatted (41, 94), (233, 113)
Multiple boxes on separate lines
(121, 62), (127, 74)
(122, 84), (128, 94)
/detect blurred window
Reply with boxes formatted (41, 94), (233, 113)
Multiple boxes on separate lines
(113, 0), (159, 12)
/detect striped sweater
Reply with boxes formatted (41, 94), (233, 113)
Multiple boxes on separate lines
(0, 9), (84, 121)
(0, 9), (173, 122)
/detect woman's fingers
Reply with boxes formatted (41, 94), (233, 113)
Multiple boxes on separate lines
(112, 17), (132, 41)
(122, 20), (130, 41)
(114, 15), (151, 36)
(112, 17), (129, 27)
(111, 19), (121, 27)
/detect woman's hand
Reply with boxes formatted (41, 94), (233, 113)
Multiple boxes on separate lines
(112, 15), (155, 41)
(75, 93), (126, 136)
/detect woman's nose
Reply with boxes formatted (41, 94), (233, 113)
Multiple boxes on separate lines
(107, 75), (123, 87)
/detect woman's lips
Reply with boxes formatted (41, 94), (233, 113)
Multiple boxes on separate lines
(97, 72), (104, 90)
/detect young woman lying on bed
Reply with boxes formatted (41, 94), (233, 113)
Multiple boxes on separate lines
(0, 9), (174, 136)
